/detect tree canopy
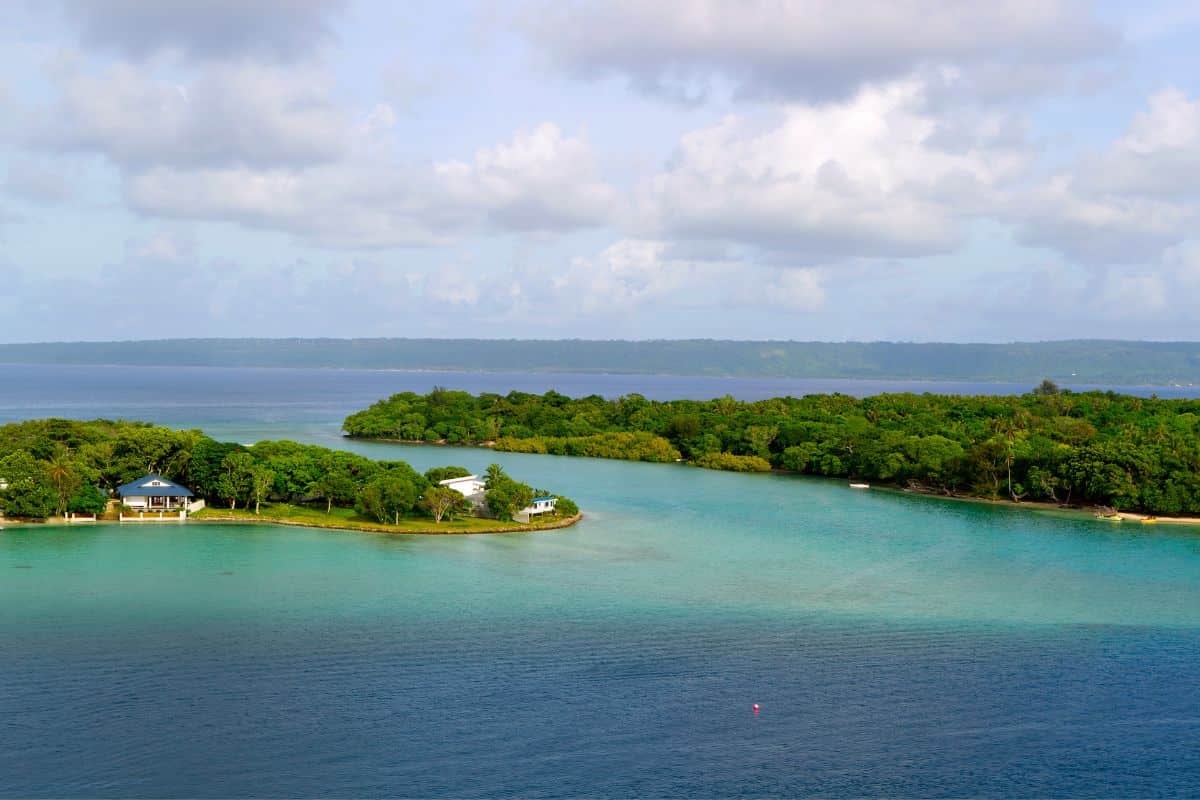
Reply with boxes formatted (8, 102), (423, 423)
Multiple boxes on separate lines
(0, 418), (574, 524)
(346, 386), (1200, 514)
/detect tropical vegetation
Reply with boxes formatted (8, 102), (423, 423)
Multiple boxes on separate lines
(0, 418), (576, 526)
(344, 383), (1200, 514)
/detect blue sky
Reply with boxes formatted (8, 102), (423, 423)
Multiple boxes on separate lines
(3, 0), (1200, 343)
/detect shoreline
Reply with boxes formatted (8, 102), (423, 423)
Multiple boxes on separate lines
(878, 484), (1200, 527)
(346, 436), (1200, 529)
(1, 512), (584, 536)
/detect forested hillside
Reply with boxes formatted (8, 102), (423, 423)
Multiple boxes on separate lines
(3, 338), (1200, 383)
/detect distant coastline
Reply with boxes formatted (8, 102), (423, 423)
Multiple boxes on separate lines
(4, 337), (1200, 384)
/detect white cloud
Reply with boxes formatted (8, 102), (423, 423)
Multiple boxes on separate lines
(525, 0), (1114, 102)
(424, 266), (482, 307)
(19, 46), (617, 247)
(435, 123), (617, 232)
(746, 267), (827, 313)
(36, 60), (350, 168)
(511, 238), (826, 317)
(125, 123), (615, 247)
(124, 163), (439, 248)
(1084, 88), (1200, 197)
(1015, 88), (1200, 263)
(636, 79), (1027, 259)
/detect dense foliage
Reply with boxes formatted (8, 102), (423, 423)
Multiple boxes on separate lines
(0, 418), (575, 523)
(345, 386), (1200, 514)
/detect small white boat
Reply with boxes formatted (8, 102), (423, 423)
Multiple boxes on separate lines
(849, 482), (870, 489)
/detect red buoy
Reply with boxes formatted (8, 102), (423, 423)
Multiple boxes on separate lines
(753, 703), (760, 713)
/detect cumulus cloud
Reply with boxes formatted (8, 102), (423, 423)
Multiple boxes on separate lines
(59, 0), (345, 62)
(424, 265), (483, 307)
(35, 60), (350, 168)
(1081, 88), (1200, 197)
(124, 123), (614, 246)
(18, 44), (615, 246)
(1016, 88), (1200, 263)
(635, 79), (1027, 259)
(434, 123), (618, 232)
(524, 0), (1115, 102)
(124, 163), (438, 247)
(510, 238), (826, 318)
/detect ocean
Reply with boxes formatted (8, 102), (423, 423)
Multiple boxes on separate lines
(1, 365), (1198, 797)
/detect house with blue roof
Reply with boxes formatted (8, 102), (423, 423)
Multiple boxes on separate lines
(116, 474), (194, 512)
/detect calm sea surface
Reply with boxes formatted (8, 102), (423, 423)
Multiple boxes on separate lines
(1, 365), (1199, 797)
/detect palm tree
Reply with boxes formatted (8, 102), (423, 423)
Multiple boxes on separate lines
(45, 444), (80, 516)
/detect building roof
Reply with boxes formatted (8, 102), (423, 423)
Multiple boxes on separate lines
(116, 474), (194, 498)
(532, 496), (556, 503)
(438, 474), (479, 485)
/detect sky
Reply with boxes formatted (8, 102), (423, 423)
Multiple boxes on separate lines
(2, 0), (1200, 343)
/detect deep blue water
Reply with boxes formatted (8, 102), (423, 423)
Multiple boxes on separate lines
(1, 366), (1199, 797)
(2, 363), (1198, 428)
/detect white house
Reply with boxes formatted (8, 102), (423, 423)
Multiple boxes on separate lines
(439, 474), (487, 510)
(117, 474), (193, 511)
(515, 496), (557, 523)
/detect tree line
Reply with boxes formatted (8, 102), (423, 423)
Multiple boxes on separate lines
(6, 339), (1200, 383)
(344, 382), (1200, 514)
(0, 418), (576, 523)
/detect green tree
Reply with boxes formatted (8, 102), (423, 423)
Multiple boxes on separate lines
(45, 444), (83, 515)
(68, 484), (109, 516)
(356, 473), (419, 525)
(190, 438), (239, 499)
(424, 465), (472, 484)
(308, 471), (358, 513)
(484, 474), (535, 521)
(216, 451), (256, 509)
(0, 451), (57, 519)
(251, 465), (275, 515)
(419, 485), (470, 523)
(484, 463), (507, 487)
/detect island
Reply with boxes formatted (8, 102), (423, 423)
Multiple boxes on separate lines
(343, 383), (1200, 521)
(0, 419), (580, 534)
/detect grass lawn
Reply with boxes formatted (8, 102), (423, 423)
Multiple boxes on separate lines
(191, 503), (578, 534)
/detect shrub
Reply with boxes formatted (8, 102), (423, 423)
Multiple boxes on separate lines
(694, 452), (773, 472)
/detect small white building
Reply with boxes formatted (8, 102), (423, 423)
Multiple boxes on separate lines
(515, 496), (557, 523)
(439, 474), (487, 510)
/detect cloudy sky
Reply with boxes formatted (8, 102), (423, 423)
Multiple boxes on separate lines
(2, 0), (1199, 343)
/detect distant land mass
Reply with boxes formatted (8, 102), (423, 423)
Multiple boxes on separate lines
(2, 338), (1200, 385)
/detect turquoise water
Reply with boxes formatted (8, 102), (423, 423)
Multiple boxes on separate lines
(2, 369), (1200, 796)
